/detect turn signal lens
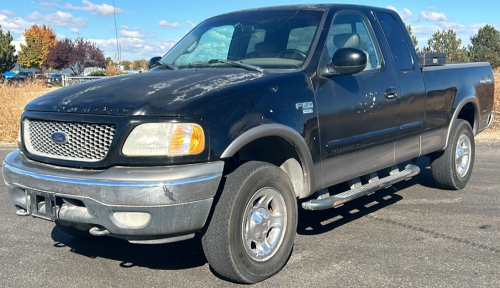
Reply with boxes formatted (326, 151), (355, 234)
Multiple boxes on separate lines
(169, 124), (205, 155)
(190, 125), (204, 154)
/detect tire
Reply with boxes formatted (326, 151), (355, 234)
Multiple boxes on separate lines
(55, 221), (93, 239)
(202, 161), (298, 283)
(431, 119), (475, 190)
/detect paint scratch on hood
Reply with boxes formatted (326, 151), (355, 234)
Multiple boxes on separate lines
(145, 77), (189, 97)
(170, 73), (263, 104)
(60, 76), (133, 105)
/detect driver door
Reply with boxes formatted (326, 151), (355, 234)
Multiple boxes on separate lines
(316, 10), (401, 188)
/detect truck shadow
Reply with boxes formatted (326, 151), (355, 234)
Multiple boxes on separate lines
(50, 157), (436, 271)
(50, 227), (208, 270)
(297, 156), (436, 235)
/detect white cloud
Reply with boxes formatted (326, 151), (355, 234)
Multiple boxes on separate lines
(159, 20), (182, 28)
(59, 0), (123, 17)
(26, 11), (43, 21)
(40, 2), (53, 8)
(0, 13), (34, 34)
(70, 27), (80, 34)
(437, 22), (488, 38)
(91, 37), (179, 60)
(410, 25), (441, 40)
(387, 6), (414, 22)
(119, 29), (146, 38)
(0, 10), (16, 17)
(421, 11), (447, 22)
(120, 25), (141, 31)
(26, 11), (87, 27)
(186, 21), (196, 28)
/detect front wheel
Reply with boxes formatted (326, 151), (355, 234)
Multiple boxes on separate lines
(431, 119), (475, 189)
(202, 161), (298, 283)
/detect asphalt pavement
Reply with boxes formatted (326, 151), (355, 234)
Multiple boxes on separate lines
(1, 143), (499, 287)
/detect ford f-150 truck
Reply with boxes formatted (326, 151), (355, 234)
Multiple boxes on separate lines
(2, 4), (495, 283)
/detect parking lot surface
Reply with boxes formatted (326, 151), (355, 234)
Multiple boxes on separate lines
(1, 143), (499, 287)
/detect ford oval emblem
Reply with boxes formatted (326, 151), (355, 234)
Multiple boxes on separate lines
(51, 132), (68, 144)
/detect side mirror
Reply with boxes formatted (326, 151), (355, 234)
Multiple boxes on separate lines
(324, 48), (367, 77)
(148, 56), (162, 69)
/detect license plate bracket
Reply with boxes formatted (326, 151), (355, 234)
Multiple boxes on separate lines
(26, 190), (56, 221)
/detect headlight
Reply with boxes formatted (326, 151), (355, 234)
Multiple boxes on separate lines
(122, 123), (205, 156)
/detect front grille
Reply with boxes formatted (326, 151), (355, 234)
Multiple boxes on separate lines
(23, 119), (116, 162)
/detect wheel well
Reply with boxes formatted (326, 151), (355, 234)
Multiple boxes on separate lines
(457, 103), (476, 134)
(223, 136), (306, 198)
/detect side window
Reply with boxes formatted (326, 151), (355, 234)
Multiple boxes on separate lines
(326, 12), (381, 71)
(246, 29), (266, 54)
(376, 13), (413, 70)
(175, 25), (235, 65)
(287, 26), (317, 53)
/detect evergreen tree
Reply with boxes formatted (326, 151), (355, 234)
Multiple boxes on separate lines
(0, 25), (17, 75)
(426, 30), (468, 63)
(406, 24), (419, 52)
(469, 24), (500, 69)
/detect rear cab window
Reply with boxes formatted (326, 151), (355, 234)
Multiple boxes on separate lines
(375, 12), (414, 70)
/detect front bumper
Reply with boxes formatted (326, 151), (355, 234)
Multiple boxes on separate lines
(2, 149), (223, 242)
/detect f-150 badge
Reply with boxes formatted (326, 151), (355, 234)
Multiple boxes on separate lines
(296, 102), (314, 114)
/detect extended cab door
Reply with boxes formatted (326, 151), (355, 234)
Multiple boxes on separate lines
(315, 10), (401, 188)
(375, 12), (426, 163)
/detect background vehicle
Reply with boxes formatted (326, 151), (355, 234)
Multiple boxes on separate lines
(48, 73), (63, 82)
(2, 4), (495, 284)
(3, 71), (15, 80)
(9, 71), (31, 84)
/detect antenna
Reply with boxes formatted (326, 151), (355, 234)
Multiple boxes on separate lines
(113, 0), (120, 65)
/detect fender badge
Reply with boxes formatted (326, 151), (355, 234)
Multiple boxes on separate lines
(296, 102), (314, 114)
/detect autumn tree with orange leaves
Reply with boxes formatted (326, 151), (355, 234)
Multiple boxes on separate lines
(18, 24), (57, 73)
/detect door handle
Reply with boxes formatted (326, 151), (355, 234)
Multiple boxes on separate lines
(384, 87), (398, 100)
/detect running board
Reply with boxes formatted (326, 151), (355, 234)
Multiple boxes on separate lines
(302, 164), (420, 211)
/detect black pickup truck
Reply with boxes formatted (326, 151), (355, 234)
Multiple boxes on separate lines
(2, 4), (495, 283)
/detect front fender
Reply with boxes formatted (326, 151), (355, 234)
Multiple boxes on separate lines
(221, 124), (315, 197)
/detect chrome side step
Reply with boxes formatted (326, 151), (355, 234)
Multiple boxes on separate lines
(302, 164), (420, 211)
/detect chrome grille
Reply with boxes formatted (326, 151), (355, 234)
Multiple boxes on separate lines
(24, 119), (116, 162)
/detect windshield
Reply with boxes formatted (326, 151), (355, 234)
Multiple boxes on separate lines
(161, 9), (324, 70)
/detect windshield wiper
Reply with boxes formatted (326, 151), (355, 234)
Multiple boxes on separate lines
(156, 61), (178, 70)
(188, 59), (264, 73)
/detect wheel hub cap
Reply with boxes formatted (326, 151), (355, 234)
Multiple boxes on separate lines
(243, 188), (286, 262)
(455, 134), (471, 178)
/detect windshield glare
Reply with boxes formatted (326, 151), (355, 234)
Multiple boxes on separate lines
(161, 9), (324, 70)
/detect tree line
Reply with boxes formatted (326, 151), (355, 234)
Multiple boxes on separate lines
(0, 24), (150, 77)
(2, 23), (500, 77)
(407, 24), (500, 69)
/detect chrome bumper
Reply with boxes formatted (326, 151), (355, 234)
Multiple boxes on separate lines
(2, 149), (223, 242)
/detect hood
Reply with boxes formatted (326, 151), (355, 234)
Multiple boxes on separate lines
(25, 68), (266, 116)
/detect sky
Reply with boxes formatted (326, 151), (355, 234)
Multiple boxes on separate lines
(1, 0), (500, 61)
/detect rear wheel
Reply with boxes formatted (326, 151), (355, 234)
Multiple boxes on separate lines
(202, 161), (297, 283)
(431, 119), (475, 189)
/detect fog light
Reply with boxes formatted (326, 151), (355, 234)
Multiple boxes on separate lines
(113, 212), (151, 228)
